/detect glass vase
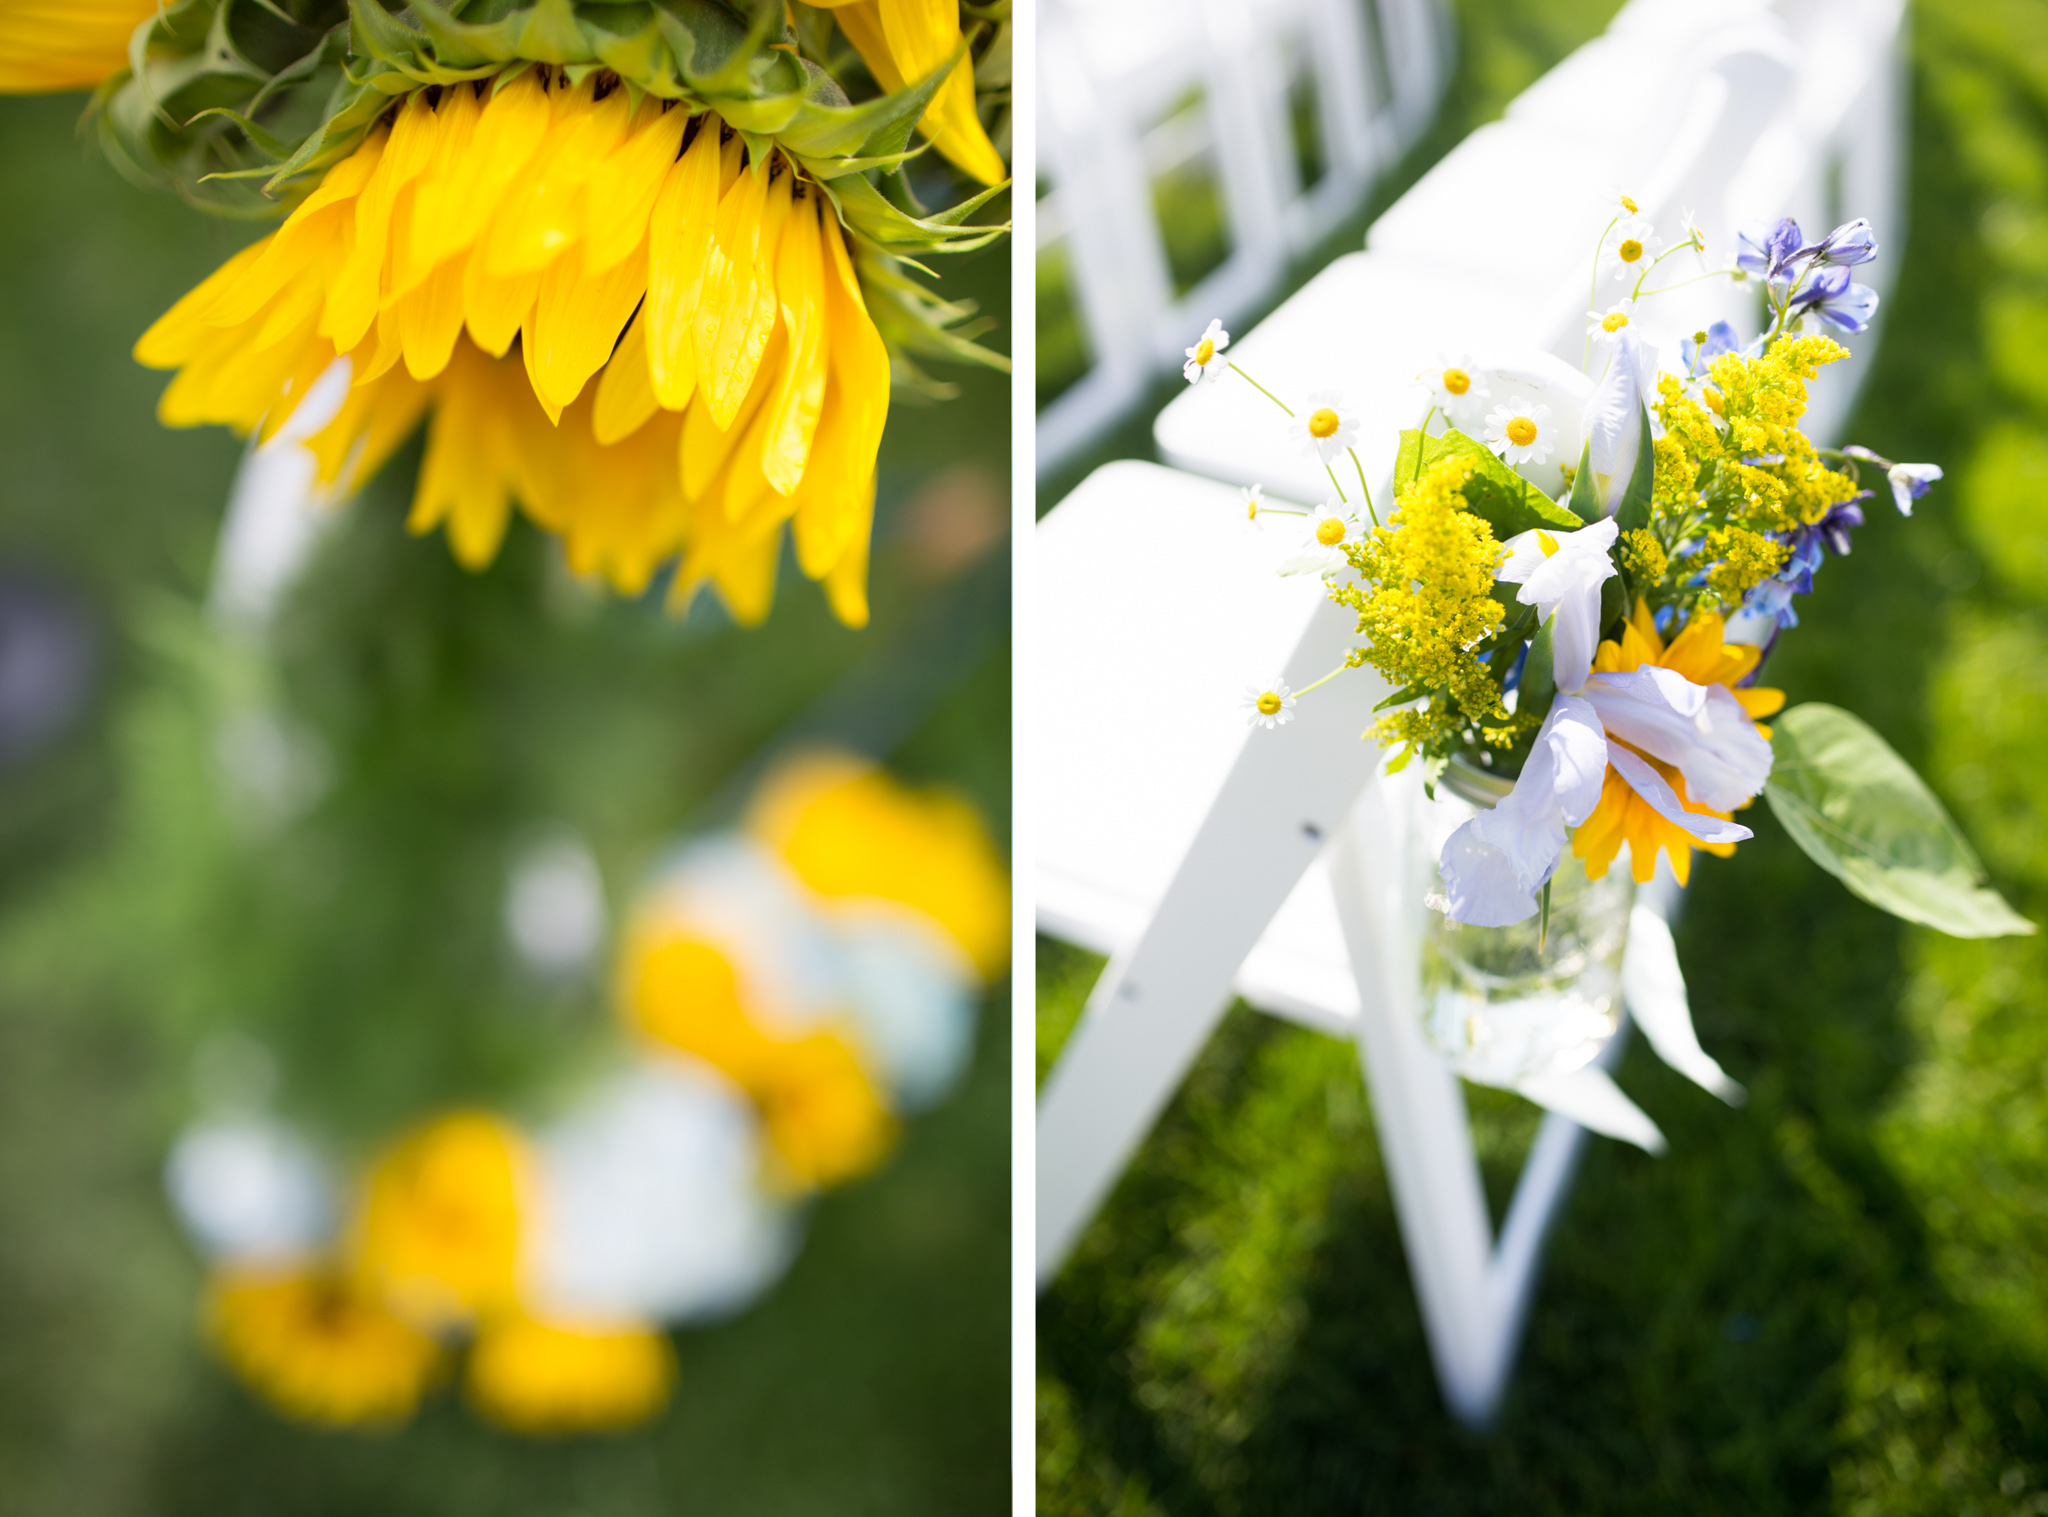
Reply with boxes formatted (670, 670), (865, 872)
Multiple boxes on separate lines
(1413, 757), (1635, 1089)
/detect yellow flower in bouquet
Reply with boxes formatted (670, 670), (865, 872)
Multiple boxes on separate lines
(466, 1313), (676, 1435)
(137, 75), (892, 626)
(0, 0), (156, 93)
(351, 1110), (533, 1326)
(1571, 600), (1784, 886)
(207, 1264), (443, 1427)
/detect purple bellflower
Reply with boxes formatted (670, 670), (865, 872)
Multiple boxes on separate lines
(1790, 264), (1880, 333)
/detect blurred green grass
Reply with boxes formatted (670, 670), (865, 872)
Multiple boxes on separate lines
(0, 89), (1010, 1516)
(1036, 0), (2048, 1510)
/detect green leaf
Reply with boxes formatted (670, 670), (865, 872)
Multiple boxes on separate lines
(1614, 403), (1656, 533)
(1566, 434), (1599, 523)
(1764, 704), (2035, 938)
(1392, 428), (1582, 541)
(1518, 617), (1555, 727)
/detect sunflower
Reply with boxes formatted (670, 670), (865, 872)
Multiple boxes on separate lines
(624, 928), (898, 1189)
(809, 0), (1007, 186)
(1571, 600), (1785, 885)
(207, 1264), (443, 1427)
(350, 1110), (533, 1326)
(0, 0), (157, 94)
(466, 1313), (678, 1434)
(102, 2), (1006, 626)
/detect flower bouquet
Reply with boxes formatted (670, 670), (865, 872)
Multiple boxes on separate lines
(1199, 202), (2032, 1138)
(164, 746), (1008, 1433)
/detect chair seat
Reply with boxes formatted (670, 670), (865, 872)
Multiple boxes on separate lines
(1035, 459), (1369, 1032)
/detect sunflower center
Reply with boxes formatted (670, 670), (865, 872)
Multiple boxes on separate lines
(1506, 416), (1538, 447)
(1316, 517), (1347, 546)
(1602, 311), (1629, 333)
(1619, 238), (1644, 262)
(1256, 692), (1283, 716)
(1307, 407), (1340, 439)
(1443, 367), (1471, 395)
(1195, 339), (1215, 365)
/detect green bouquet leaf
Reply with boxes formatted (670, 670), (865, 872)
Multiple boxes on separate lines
(1764, 703), (2035, 938)
(1394, 428), (1583, 540)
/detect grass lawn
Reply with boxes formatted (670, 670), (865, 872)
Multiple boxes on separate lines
(1036, 0), (2048, 1510)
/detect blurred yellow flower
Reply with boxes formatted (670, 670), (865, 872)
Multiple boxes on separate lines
(626, 933), (897, 1189)
(352, 1111), (532, 1326)
(0, 0), (155, 94)
(810, 0), (1006, 186)
(136, 73), (890, 626)
(466, 1314), (676, 1434)
(207, 1264), (442, 1428)
(748, 752), (1012, 979)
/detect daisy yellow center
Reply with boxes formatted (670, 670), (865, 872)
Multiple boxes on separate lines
(1620, 195), (1639, 213)
(1602, 311), (1629, 333)
(1536, 529), (1560, 558)
(1257, 692), (1283, 716)
(1246, 500), (1259, 520)
(1443, 367), (1471, 395)
(1316, 517), (1347, 546)
(1195, 339), (1215, 365)
(1506, 416), (1538, 447)
(1307, 407), (1341, 439)
(1618, 238), (1644, 263)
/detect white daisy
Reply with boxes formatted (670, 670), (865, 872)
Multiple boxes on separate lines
(1586, 301), (1636, 347)
(1290, 388), (1359, 466)
(1613, 189), (1642, 217)
(1484, 397), (1556, 468)
(1279, 502), (1361, 580)
(1418, 353), (1489, 416)
(1183, 318), (1230, 385)
(1243, 682), (1297, 730)
(1600, 213), (1661, 288)
(1242, 483), (1265, 521)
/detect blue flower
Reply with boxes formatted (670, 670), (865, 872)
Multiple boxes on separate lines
(1736, 218), (1806, 285)
(1886, 462), (1941, 516)
(1842, 447), (1942, 514)
(1790, 264), (1879, 333)
(1778, 496), (1869, 592)
(1796, 217), (1879, 268)
(1740, 576), (1800, 632)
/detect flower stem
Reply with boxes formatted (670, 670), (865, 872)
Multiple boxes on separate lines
(1324, 461), (1348, 504)
(1229, 363), (1295, 416)
(1585, 215), (1618, 371)
(1538, 879), (1552, 953)
(1291, 662), (1352, 700)
(1350, 448), (1379, 527)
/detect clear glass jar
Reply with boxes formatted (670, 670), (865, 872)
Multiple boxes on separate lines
(1415, 756), (1635, 1088)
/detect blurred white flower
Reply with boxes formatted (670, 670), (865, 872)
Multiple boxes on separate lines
(525, 1059), (798, 1325)
(165, 1118), (333, 1265)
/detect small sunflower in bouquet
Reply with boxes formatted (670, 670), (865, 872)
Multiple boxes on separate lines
(163, 746), (1009, 1434)
(1195, 200), (2030, 1134)
(0, 0), (1009, 627)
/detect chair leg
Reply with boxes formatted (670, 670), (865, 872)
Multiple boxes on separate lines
(1036, 598), (1388, 1284)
